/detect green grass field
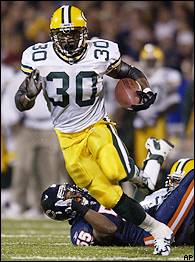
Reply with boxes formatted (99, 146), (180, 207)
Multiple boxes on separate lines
(1, 218), (194, 261)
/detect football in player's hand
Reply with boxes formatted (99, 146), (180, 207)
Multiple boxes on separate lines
(115, 78), (141, 109)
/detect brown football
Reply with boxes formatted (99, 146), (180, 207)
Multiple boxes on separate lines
(115, 78), (141, 108)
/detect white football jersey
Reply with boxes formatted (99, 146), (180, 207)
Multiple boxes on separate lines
(21, 39), (121, 133)
(1, 63), (17, 153)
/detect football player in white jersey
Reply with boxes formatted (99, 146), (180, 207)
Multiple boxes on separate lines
(15, 5), (174, 255)
(1, 63), (16, 216)
(133, 44), (182, 168)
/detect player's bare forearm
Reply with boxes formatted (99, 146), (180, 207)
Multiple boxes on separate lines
(106, 61), (150, 90)
(84, 209), (117, 236)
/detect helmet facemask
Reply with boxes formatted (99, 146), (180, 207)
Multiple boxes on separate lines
(165, 158), (194, 190)
(50, 27), (88, 59)
(165, 170), (186, 190)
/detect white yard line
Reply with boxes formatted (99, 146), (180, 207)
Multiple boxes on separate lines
(10, 256), (187, 261)
(1, 234), (61, 238)
(2, 243), (67, 246)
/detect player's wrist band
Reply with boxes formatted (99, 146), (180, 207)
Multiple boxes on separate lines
(72, 200), (89, 217)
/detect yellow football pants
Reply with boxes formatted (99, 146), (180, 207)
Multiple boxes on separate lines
(55, 120), (134, 208)
(134, 117), (166, 168)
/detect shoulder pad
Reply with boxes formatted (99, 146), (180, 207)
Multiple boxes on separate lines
(21, 42), (51, 75)
(21, 45), (35, 75)
(89, 38), (121, 73)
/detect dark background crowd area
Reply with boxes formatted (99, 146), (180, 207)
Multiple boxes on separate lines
(1, 1), (194, 72)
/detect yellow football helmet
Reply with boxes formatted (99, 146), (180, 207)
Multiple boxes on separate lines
(166, 158), (194, 189)
(140, 44), (164, 68)
(50, 5), (88, 61)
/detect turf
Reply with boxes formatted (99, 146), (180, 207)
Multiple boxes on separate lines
(1, 218), (194, 261)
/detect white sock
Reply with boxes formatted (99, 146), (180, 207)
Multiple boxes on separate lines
(143, 159), (161, 190)
(121, 181), (137, 198)
(139, 213), (172, 239)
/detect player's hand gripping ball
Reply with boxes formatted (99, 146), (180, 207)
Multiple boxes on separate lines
(115, 78), (141, 109)
(115, 78), (157, 111)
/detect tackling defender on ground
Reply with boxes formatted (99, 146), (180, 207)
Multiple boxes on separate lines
(41, 157), (194, 253)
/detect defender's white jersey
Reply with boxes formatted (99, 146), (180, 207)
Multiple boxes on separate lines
(21, 39), (121, 133)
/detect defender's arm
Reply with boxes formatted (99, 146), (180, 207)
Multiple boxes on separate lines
(84, 208), (117, 241)
(72, 200), (117, 242)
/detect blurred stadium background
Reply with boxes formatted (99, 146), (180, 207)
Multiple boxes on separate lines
(1, 1), (194, 261)
(1, 1), (194, 218)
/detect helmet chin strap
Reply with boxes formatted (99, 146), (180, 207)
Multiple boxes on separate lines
(54, 41), (88, 64)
